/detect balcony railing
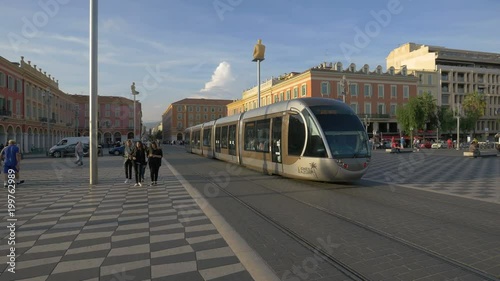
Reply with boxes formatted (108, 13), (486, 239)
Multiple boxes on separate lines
(357, 113), (390, 119)
(0, 110), (12, 117)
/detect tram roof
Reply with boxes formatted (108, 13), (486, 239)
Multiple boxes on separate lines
(241, 97), (349, 120)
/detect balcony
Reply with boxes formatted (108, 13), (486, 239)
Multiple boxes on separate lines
(39, 117), (47, 122)
(357, 113), (390, 119)
(0, 110), (12, 117)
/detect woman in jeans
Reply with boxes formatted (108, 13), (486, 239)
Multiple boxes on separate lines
(148, 142), (163, 185)
(132, 141), (146, 187)
(123, 140), (134, 183)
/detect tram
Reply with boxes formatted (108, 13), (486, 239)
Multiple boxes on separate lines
(184, 98), (371, 182)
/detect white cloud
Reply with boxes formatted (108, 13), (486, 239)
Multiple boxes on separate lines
(198, 61), (235, 99)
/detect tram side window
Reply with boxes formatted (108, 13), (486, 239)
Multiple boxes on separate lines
(244, 122), (256, 151)
(303, 111), (327, 157)
(288, 114), (305, 156)
(255, 119), (270, 152)
(184, 133), (190, 146)
(228, 125), (236, 156)
(203, 128), (211, 147)
(220, 126), (228, 149)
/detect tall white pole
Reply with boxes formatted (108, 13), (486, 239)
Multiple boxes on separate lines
(133, 94), (136, 139)
(257, 61), (261, 108)
(89, 0), (98, 184)
(457, 104), (460, 150)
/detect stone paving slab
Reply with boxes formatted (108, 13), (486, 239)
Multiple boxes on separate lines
(0, 155), (261, 281)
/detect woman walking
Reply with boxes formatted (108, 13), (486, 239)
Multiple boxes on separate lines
(132, 141), (146, 187)
(123, 140), (134, 183)
(148, 142), (163, 186)
(74, 141), (84, 166)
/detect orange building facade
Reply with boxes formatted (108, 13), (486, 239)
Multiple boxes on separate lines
(228, 62), (418, 138)
(162, 98), (233, 141)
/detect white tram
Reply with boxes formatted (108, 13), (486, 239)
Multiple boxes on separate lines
(184, 98), (371, 182)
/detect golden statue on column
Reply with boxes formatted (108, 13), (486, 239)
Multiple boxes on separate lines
(252, 39), (266, 61)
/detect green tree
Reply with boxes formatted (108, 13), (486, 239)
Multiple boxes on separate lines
(462, 91), (486, 136)
(396, 92), (437, 136)
(436, 106), (456, 134)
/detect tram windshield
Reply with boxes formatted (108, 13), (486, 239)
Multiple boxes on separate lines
(309, 105), (370, 158)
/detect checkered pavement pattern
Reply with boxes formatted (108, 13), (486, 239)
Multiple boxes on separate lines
(363, 150), (500, 203)
(0, 157), (254, 281)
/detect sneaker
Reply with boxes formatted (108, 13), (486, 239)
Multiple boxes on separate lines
(134, 183), (139, 187)
(138, 182), (142, 187)
(3, 182), (6, 187)
(124, 179), (129, 184)
(154, 181), (157, 185)
(17, 180), (24, 184)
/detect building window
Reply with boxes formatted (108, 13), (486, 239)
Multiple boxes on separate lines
(391, 85), (397, 98)
(188, 106), (193, 112)
(321, 82), (330, 96)
(105, 104), (110, 110)
(390, 104), (397, 116)
(218, 107), (222, 112)
(293, 87), (298, 98)
(286, 90), (291, 100)
(274, 94), (278, 103)
(427, 74), (433, 85)
(16, 79), (22, 93)
(364, 103), (371, 114)
(364, 84), (371, 97)
(177, 114), (183, 120)
(8, 76), (14, 91)
(403, 86), (409, 98)
(105, 111), (110, 117)
(349, 83), (358, 96)
(378, 103), (386, 114)
(350, 103), (358, 114)
(196, 106), (200, 112)
(16, 100), (21, 115)
(115, 120), (120, 127)
(280, 92), (284, 101)
(188, 114), (193, 120)
(0, 72), (5, 87)
(115, 109), (121, 117)
(301, 84), (307, 97)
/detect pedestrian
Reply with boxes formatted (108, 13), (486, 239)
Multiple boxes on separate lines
(148, 142), (163, 186)
(132, 141), (146, 187)
(74, 141), (84, 166)
(141, 142), (149, 183)
(400, 136), (405, 149)
(123, 139), (134, 183)
(2, 140), (24, 187)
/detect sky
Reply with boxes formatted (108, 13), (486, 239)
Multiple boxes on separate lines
(1, 0), (500, 123)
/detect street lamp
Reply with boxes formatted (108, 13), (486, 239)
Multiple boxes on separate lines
(131, 82), (139, 139)
(252, 39), (265, 108)
(339, 75), (349, 103)
(363, 115), (370, 133)
(454, 103), (461, 150)
(43, 88), (52, 149)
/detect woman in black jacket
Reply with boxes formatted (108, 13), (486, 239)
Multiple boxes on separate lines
(132, 141), (146, 187)
(148, 142), (163, 186)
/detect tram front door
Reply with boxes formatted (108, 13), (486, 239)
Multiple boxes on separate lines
(271, 117), (283, 174)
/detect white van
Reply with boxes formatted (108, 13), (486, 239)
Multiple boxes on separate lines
(48, 137), (102, 157)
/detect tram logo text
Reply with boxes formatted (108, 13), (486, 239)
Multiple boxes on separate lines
(297, 162), (318, 177)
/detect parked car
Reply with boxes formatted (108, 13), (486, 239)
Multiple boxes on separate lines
(431, 141), (446, 149)
(49, 143), (102, 157)
(109, 145), (125, 156)
(420, 141), (432, 149)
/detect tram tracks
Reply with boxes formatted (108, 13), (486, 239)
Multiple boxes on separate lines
(196, 169), (499, 281)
